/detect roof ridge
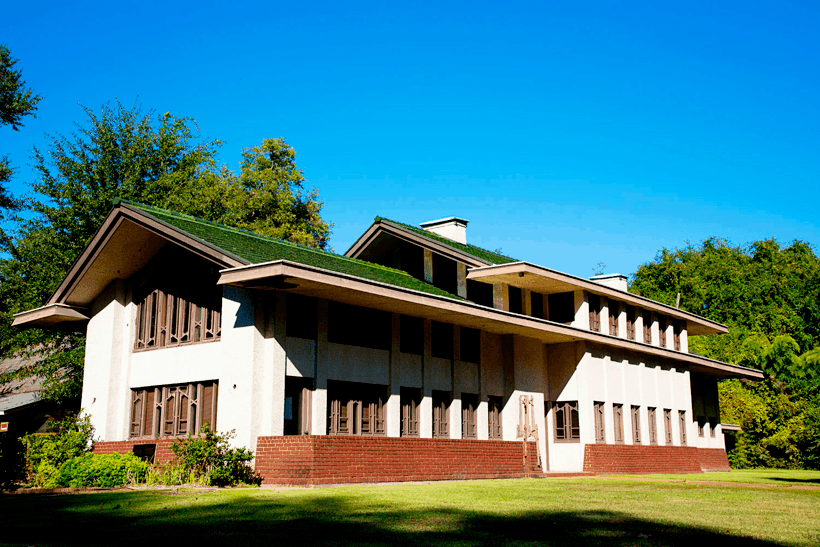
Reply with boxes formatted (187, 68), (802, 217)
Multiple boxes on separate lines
(118, 199), (423, 280)
(374, 216), (517, 263)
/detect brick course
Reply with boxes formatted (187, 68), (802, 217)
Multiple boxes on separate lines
(92, 439), (176, 464)
(255, 436), (541, 485)
(582, 443), (731, 474)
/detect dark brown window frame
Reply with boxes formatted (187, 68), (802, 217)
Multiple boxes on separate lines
(134, 288), (221, 351)
(673, 320), (682, 351)
(401, 387), (421, 437)
(658, 315), (668, 348)
(129, 381), (218, 439)
(461, 393), (478, 439)
(648, 407), (658, 445)
(613, 403), (624, 443)
(594, 401), (606, 443)
(328, 381), (386, 436)
(554, 401), (580, 442)
(625, 305), (636, 341)
(588, 293), (601, 332)
(679, 410), (688, 445)
(664, 408), (673, 445)
(488, 395), (502, 439)
(433, 390), (450, 439)
(609, 301), (619, 337)
(642, 311), (652, 344)
(631, 405), (642, 444)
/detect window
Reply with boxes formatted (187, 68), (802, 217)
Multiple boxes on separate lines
(594, 401), (606, 443)
(658, 315), (667, 347)
(461, 393), (478, 439)
(431, 322), (453, 359)
(609, 301), (619, 336)
(642, 311), (652, 343)
(613, 403), (624, 443)
(328, 302), (390, 350)
(286, 294), (318, 340)
(284, 377), (312, 435)
(432, 253), (458, 295)
(460, 327), (481, 364)
(531, 292), (544, 319)
(697, 415), (705, 437)
(401, 387), (421, 437)
(709, 417), (717, 438)
(631, 405), (641, 444)
(625, 305), (637, 341)
(134, 288), (221, 351)
(467, 280), (493, 307)
(433, 390), (450, 438)
(400, 315), (424, 355)
(554, 401), (580, 442)
(679, 410), (687, 445)
(648, 407), (658, 445)
(328, 381), (386, 436)
(508, 286), (523, 314)
(488, 396), (502, 439)
(664, 409), (673, 445)
(673, 320), (682, 351)
(548, 292), (575, 323)
(588, 294), (601, 332)
(129, 381), (218, 439)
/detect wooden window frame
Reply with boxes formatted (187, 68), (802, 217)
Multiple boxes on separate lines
(679, 410), (687, 446)
(284, 377), (313, 436)
(608, 301), (619, 337)
(625, 305), (636, 341)
(553, 401), (580, 443)
(461, 393), (478, 439)
(648, 407), (658, 445)
(488, 395), (502, 440)
(432, 390), (450, 439)
(400, 387), (421, 437)
(129, 381), (218, 439)
(631, 405), (642, 444)
(658, 315), (667, 348)
(594, 401), (606, 443)
(673, 320), (682, 351)
(134, 288), (221, 352)
(613, 403), (624, 444)
(328, 381), (386, 436)
(642, 310), (652, 344)
(664, 408), (673, 445)
(588, 293), (601, 332)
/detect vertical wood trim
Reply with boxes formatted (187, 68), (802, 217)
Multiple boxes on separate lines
(456, 263), (467, 298)
(423, 249), (434, 283)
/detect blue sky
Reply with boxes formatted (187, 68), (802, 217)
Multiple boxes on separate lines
(2, 0), (818, 279)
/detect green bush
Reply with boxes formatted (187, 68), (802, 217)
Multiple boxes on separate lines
(22, 413), (94, 488)
(56, 452), (149, 488)
(163, 426), (259, 487)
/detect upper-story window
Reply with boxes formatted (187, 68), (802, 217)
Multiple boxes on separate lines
(673, 319), (682, 350)
(609, 300), (619, 336)
(658, 315), (668, 347)
(548, 292), (575, 323)
(642, 310), (652, 343)
(588, 293), (601, 332)
(134, 286), (221, 351)
(625, 305), (637, 341)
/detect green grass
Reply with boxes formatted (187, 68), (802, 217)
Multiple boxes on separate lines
(604, 469), (820, 486)
(2, 475), (818, 546)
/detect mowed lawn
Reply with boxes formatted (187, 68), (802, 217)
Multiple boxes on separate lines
(2, 471), (818, 547)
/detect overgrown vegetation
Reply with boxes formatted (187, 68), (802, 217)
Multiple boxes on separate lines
(632, 238), (820, 468)
(56, 452), (149, 488)
(22, 413), (94, 487)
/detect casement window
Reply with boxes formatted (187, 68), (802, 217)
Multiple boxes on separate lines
(658, 315), (667, 348)
(401, 387), (421, 437)
(460, 327), (481, 364)
(673, 320), (682, 351)
(697, 415), (705, 437)
(609, 301), (619, 336)
(284, 377), (312, 436)
(594, 401), (606, 443)
(134, 287), (221, 351)
(664, 409), (673, 445)
(647, 407), (658, 445)
(461, 393), (478, 439)
(631, 405), (641, 444)
(554, 401), (580, 442)
(548, 292), (575, 323)
(625, 305), (637, 341)
(433, 390), (450, 438)
(642, 310), (652, 344)
(488, 396), (502, 440)
(613, 403), (624, 443)
(328, 381), (386, 436)
(679, 410), (687, 445)
(129, 381), (218, 439)
(588, 294), (601, 332)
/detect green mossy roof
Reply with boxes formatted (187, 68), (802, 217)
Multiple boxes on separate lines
(374, 217), (517, 265)
(121, 201), (462, 300)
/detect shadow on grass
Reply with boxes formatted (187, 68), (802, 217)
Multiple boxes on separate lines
(0, 489), (787, 547)
(766, 476), (820, 485)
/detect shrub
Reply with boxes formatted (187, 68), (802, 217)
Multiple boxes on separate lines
(22, 413), (94, 488)
(166, 426), (259, 486)
(56, 452), (149, 488)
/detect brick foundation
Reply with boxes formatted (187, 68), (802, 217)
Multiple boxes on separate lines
(583, 443), (731, 474)
(255, 435), (542, 485)
(92, 439), (176, 464)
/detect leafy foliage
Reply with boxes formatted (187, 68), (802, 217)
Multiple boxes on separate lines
(22, 413), (94, 487)
(56, 452), (149, 488)
(632, 237), (820, 468)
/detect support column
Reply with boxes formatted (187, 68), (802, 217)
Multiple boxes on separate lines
(312, 298), (329, 436)
(420, 318), (433, 438)
(270, 292), (287, 436)
(451, 325), (461, 439)
(387, 312), (401, 437)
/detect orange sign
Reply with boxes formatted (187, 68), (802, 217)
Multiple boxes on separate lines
(0, 422), (8, 432)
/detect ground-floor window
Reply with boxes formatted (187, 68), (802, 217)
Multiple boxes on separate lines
(433, 390), (450, 438)
(401, 387), (421, 437)
(664, 409), (673, 445)
(613, 403), (624, 443)
(129, 380), (218, 439)
(488, 396), (502, 439)
(461, 393), (478, 439)
(594, 401), (606, 442)
(648, 407), (658, 445)
(554, 401), (579, 442)
(679, 410), (687, 445)
(284, 377), (312, 435)
(631, 405), (642, 444)
(328, 381), (386, 436)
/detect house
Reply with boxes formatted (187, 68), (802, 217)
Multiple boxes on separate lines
(12, 200), (763, 484)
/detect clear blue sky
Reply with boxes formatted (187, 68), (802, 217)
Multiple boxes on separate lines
(3, 0), (818, 279)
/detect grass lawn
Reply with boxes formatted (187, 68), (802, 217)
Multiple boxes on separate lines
(2, 473), (818, 546)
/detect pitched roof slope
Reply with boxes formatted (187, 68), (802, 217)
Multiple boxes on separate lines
(121, 201), (462, 300)
(375, 217), (518, 265)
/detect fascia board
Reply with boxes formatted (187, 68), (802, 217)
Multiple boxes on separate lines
(12, 303), (90, 327)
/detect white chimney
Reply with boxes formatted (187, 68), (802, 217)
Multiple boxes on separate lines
(590, 273), (629, 292)
(419, 217), (469, 244)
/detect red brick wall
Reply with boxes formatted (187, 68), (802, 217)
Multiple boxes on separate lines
(583, 443), (731, 474)
(256, 436), (541, 485)
(92, 439), (176, 464)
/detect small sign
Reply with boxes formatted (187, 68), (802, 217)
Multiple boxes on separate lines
(0, 422), (8, 432)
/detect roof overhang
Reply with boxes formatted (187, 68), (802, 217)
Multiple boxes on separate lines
(468, 262), (729, 336)
(345, 220), (490, 267)
(12, 303), (89, 329)
(218, 260), (762, 381)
